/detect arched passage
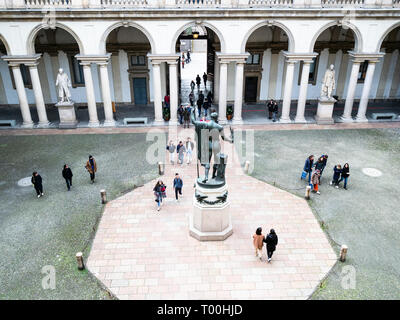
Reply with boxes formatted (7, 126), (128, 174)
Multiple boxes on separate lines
(0, 35), (11, 105)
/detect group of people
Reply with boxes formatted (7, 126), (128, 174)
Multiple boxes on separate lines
(181, 51), (191, 68)
(153, 173), (184, 211)
(177, 104), (192, 128)
(302, 154), (350, 194)
(166, 138), (195, 165)
(266, 99), (279, 122)
(253, 227), (279, 263)
(31, 155), (97, 198)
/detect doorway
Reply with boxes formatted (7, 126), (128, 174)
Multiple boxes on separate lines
(245, 76), (258, 103)
(132, 77), (148, 105)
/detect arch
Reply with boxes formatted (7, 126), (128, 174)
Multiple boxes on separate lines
(241, 21), (295, 53)
(0, 33), (11, 55)
(376, 22), (400, 52)
(309, 21), (362, 53)
(99, 22), (156, 54)
(27, 23), (84, 55)
(171, 21), (226, 54)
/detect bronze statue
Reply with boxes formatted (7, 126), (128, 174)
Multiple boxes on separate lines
(191, 109), (233, 187)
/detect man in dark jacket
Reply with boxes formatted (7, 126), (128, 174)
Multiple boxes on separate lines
(263, 229), (278, 262)
(178, 105), (185, 125)
(330, 164), (342, 188)
(303, 155), (314, 184)
(196, 74), (201, 90)
(271, 100), (278, 122)
(173, 173), (183, 201)
(320, 154), (328, 174)
(267, 99), (274, 119)
(62, 164), (73, 191)
(31, 171), (44, 198)
(207, 91), (213, 104)
(203, 72), (208, 89)
(183, 106), (191, 128)
(203, 98), (210, 117)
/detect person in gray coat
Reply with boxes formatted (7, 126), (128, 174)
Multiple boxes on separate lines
(176, 141), (186, 165)
(167, 140), (176, 164)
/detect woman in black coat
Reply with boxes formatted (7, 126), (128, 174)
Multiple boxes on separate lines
(62, 164), (73, 191)
(31, 171), (43, 198)
(263, 229), (278, 262)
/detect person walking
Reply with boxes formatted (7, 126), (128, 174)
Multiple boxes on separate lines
(189, 91), (195, 107)
(311, 169), (321, 195)
(62, 164), (73, 191)
(178, 105), (185, 125)
(330, 164), (342, 188)
(173, 173), (183, 202)
(166, 140), (176, 164)
(203, 98), (210, 117)
(185, 137), (194, 164)
(183, 106), (191, 128)
(203, 72), (207, 89)
(153, 180), (166, 211)
(339, 163), (350, 190)
(271, 100), (278, 122)
(207, 90), (213, 104)
(85, 155), (97, 184)
(190, 80), (195, 93)
(302, 155), (314, 184)
(177, 141), (186, 165)
(31, 171), (44, 198)
(182, 52), (185, 64)
(263, 229), (278, 263)
(196, 74), (201, 91)
(197, 97), (203, 117)
(187, 50), (191, 63)
(181, 56), (185, 69)
(253, 227), (264, 261)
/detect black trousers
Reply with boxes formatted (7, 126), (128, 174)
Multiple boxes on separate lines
(90, 172), (95, 181)
(175, 187), (182, 200)
(34, 184), (43, 195)
(65, 178), (72, 190)
(267, 247), (275, 259)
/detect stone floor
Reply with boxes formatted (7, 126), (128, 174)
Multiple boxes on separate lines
(86, 127), (337, 300)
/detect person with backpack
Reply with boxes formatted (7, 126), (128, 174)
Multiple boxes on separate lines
(173, 173), (183, 202)
(330, 164), (342, 188)
(62, 164), (73, 191)
(339, 163), (350, 190)
(31, 171), (44, 198)
(85, 155), (97, 184)
(263, 229), (278, 263)
(166, 140), (176, 164)
(311, 169), (321, 195)
(253, 227), (264, 261)
(153, 180), (166, 211)
(302, 155), (314, 184)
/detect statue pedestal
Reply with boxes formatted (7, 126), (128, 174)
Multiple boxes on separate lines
(56, 101), (78, 129)
(189, 182), (232, 241)
(315, 97), (336, 125)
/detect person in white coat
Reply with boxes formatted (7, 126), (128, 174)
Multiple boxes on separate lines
(185, 137), (194, 164)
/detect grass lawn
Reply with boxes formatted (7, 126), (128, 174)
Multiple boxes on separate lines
(0, 133), (157, 299)
(246, 128), (400, 299)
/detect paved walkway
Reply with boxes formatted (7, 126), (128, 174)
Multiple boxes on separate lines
(86, 127), (337, 300)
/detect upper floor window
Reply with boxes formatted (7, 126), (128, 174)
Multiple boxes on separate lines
(358, 61), (368, 82)
(246, 54), (260, 65)
(131, 55), (146, 66)
(68, 54), (85, 87)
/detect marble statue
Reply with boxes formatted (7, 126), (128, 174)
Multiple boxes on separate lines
(191, 109), (233, 186)
(320, 64), (336, 99)
(56, 68), (72, 103)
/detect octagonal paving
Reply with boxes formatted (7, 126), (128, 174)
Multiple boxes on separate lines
(86, 127), (337, 300)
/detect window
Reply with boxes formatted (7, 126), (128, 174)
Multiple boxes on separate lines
(68, 54), (85, 87)
(246, 54), (260, 65)
(358, 61), (368, 82)
(9, 64), (32, 89)
(131, 55), (146, 66)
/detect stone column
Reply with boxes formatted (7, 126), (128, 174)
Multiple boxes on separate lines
(151, 61), (164, 124)
(218, 61), (228, 123)
(81, 62), (99, 127)
(98, 61), (115, 127)
(280, 59), (296, 123)
(341, 59), (361, 122)
(233, 61), (245, 124)
(10, 64), (33, 128)
(355, 60), (377, 122)
(168, 61), (178, 126)
(295, 60), (312, 123)
(27, 61), (49, 127)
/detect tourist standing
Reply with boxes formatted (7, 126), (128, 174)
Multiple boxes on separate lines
(85, 155), (97, 184)
(253, 227), (264, 261)
(31, 171), (44, 198)
(185, 137), (194, 164)
(153, 180), (166, 211)
(167, 140), (176, 164)
(263, 229), (278, 263)
(320, 154), (329, 175)
(62, 164), (73, 191)
(271, 100), (278, 122)
(196, 74), (201, 90)
(339, 163), (350, 190)
(311, 169), (321, 195)
(190, 80), (195, 93)
(203, 72), (207, 89)
(330, 164), (342, 188)
(178, 105), (185, 125)
(173, 173), (183, 202)
(177, 141), (186, 165)
(267, 99), (274, 119)
(302, 155), (314, 184)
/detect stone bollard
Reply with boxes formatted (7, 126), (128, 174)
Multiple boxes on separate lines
(100, 189), (107, 204)
(158, 162), (164, 175)
(244, 160), (250, 174)
(339, 245), (348, 262)
(76, 252), (85, 270)
(305, 185), (311, 200)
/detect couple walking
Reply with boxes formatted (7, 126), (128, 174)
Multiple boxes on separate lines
(153, 173), (184, 211)
(253, 227), (278, 263)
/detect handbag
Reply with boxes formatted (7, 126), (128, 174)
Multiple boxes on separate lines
(301, 171), (307, 180)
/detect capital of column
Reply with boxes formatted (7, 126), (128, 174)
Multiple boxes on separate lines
(2, 54), (42, 67)
(147, 54), (180, 65)
(75, 54), (112, 66)
(283, 52), (318, 64)
(216, 52), (249, 64)
(348, 51), (385, 63)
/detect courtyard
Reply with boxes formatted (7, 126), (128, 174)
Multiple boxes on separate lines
(0, 123), (399, 299)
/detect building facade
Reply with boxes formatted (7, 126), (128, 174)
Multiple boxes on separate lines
(0, 0), (399, 127)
